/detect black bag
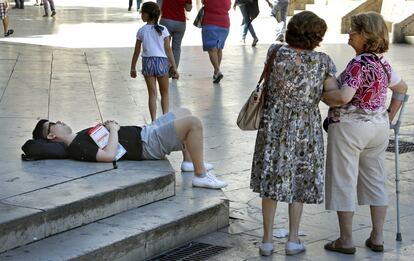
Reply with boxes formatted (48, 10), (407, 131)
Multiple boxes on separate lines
(235, 0), (253, 6)
(21, 139), (68, 161)
(193, 7), (204, 28)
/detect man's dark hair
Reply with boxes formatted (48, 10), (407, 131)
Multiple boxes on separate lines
(32, 119), (48, 140)
(285, 11), (327, 50)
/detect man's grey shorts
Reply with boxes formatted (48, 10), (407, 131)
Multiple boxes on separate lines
(141, 112), (183, 159)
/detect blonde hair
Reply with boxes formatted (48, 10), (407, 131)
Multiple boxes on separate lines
(351, 11), (389, 53)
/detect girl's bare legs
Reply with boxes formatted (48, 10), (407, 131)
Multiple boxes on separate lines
(144, 76), (157, 121)
(157, 75), (169, 115)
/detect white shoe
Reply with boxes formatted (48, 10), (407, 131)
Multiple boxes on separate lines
(192, 172), (227, 189)
(285, 240), (306, 255)
(259, 242), (274, 256)
(181, 161), (213, 172)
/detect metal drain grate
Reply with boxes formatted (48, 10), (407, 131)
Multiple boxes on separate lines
(386, 139), (414, 154)
(150, 242), (229, 261)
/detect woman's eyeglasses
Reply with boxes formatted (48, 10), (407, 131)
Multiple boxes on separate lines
(348, 28), (359, 35)
(47, 122), (56, 134)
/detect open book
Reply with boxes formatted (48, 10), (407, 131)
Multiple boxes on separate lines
(87, 124), (126, 161)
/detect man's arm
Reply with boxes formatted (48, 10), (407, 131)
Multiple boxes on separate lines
(96, 121), (120, 162)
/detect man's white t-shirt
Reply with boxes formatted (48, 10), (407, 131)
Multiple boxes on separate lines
(0, 0), (6, 4)
(136, 24), (170, 58)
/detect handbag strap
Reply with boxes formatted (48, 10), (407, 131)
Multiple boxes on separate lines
(258, 44), (283, 84)
(362, 52), (390, 84)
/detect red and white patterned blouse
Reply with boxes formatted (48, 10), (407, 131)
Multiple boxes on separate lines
(332, 53), (401, 123)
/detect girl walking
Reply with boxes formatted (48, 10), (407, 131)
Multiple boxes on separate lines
(130, 2), (178, 122)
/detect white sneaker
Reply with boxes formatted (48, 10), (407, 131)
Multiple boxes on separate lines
(192, 172), (227, 189)
(285, 240), (306, 255)
(181, 161), (213, 172)
(259, 242), (274, 256)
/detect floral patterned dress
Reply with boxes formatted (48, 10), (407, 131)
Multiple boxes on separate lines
(250, 44), (336, 203)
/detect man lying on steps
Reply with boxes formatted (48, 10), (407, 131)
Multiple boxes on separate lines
(32, 108), (227, 189)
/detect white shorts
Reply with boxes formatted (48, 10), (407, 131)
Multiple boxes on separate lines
(325, 121), (389, 211)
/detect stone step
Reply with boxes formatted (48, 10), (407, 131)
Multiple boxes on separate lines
(0, 173), (229, 261)
(0, 160), (175, 254)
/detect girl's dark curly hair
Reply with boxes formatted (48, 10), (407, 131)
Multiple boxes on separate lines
(285, 11), (327, 50)
(141, 2), (162, 35)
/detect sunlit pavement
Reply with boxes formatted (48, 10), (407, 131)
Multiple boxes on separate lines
(1, 1), (414, 260)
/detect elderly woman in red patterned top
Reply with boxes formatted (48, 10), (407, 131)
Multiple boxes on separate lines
(322, 12), (408, 255)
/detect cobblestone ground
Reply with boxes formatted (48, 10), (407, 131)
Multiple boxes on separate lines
(0, 1), (413, 260)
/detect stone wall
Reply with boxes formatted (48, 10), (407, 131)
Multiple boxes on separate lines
(287, 0), (315, 16)
(341, 0), (383, 33)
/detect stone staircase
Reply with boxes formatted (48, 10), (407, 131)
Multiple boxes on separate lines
(0, 160), (229, 260)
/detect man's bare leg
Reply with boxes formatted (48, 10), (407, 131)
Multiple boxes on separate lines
(174, 116), (205, 176)
(170, 108), (193, 162)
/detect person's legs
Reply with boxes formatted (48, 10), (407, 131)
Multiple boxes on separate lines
(207, 48), (220, 75)
(137, 0), (142, 11)
(173, 116), (205, 176)
(337, 211), (355, 248)
(128, 0), (132, 10)
(239, 5), (257, 41)
(49, 0), (55, 12)
(156, 75), (169, 115)
(369, 206), (387, 245)
(355, 123), (389, 247)
(217, 49), (223, 68)
(144, 76), (158, 121)
(2, 17), (8, 34)
(43, 0), (49, 15)
(288, 202), (303, 243)
(171, 23), (185, 68)
(262, 199), (277, 243)
(239, 5), (249, 40)
(279, 1), (288, 27)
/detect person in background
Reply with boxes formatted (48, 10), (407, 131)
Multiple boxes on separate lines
(250, 11), (338, 256)
(271, 0), (289, 41)
(233, 0), (259, 47)
(322, 11), (408, 255)
(160, 0), (192, 78)
(34, 0), (44, 6)
(201, 0), (231, 84)
(42, 0), (56, 17)
(130, 2), (178, 122)
(13, 0), (23, 9)
(128, 0), (142, 12)
(0, 0), (14, 37)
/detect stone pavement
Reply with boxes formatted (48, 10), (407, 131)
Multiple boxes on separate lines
(0, 1), (413, 260)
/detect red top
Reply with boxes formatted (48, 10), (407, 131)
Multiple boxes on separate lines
(161, 0), (192, 22)
(202, 0), (231, 28)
